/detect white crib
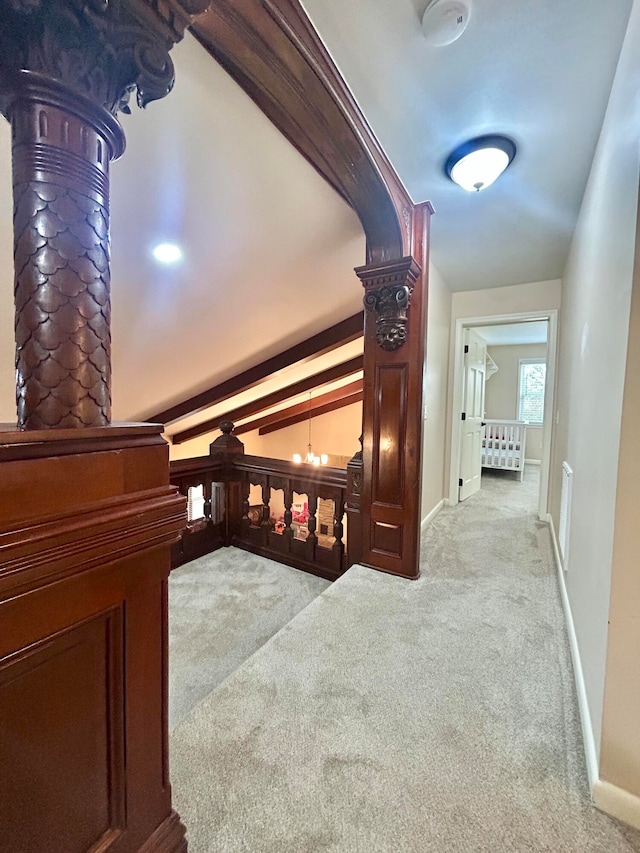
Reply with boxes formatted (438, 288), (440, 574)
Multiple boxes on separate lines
(482, 420), (527, 481)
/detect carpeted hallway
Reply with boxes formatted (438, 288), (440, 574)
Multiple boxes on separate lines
(169, 468), (640, 852)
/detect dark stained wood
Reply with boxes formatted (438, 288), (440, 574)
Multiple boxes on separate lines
(148, 312), (364, 425)
(0, 0), (207, 430)
(0, 1), (208, 848)
(192, 1), (419, 265)
(357, 225), (432, 579)
(190, 0), (434, 580)
(345, 436), (363, 569)
(0, 426), (188, 852)
(172, 354), (363, 445)
(258, 391), (363, 436)
(229, 379), (362, 437)
(169, 448), (350, 582)
(169, 455), (225, 567)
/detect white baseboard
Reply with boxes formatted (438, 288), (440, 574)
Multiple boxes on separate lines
(593, 780), (640, 831)
(548, 516), (599, 791)
(421, 499), (444, 532)
(525, 458), (542, 466)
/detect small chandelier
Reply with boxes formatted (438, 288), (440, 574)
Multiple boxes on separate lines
(293, 393), (328, 466)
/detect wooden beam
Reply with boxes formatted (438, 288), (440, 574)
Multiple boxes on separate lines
(147, 312), (363, 425)
(232, 379), (362, 436)
(259, 392), (363, 436)
(171, 355), (363, 444)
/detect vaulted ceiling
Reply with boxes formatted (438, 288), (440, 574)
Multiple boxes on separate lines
(0, 1), (633, 430)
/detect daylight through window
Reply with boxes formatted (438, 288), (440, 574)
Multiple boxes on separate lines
(518, 359), (546, 424)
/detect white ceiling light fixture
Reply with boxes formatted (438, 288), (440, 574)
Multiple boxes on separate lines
(152, 242), (183, 264)
(422, 0), (471, 47)
(445, 135), (516, 192)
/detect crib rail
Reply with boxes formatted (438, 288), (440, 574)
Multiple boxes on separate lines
(482, 420), (527, 479)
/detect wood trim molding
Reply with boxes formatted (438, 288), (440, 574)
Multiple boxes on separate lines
(192, 0), (434, 579)
(0, 487), (186, 600)
(231, 379), (363, 436)
(171, 355), (363, 445)
(193, 1), (414, 264)
(259, 391), (363, 436)
(148, 312), (363, 425)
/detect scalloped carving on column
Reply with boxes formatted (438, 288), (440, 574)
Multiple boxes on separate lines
(356, 257), (421, 352)
(0, 0), (210, 428)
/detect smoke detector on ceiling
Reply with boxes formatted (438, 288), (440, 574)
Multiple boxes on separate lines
(422, 0), (472, 47)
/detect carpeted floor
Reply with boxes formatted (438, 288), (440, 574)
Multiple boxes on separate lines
(170, 467), (640, 851)
(169, 548), (330, 730)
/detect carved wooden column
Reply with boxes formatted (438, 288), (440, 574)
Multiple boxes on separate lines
(0, 0), (207, 428)
(0, 2), (209, 851)
(356, 204), (433, 580)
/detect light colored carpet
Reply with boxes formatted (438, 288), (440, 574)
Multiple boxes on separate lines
(169, 548), (330, 730)
(170, 467), (640, 851)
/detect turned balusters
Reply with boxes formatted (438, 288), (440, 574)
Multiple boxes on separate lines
(333, 499), (346, 562)
(260, 479), (271, 543)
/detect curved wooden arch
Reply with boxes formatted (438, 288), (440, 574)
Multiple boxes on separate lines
(193, 0), (425, 264)
(195, 0), (434, 579)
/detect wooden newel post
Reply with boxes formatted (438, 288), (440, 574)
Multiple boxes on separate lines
(210, 420), (245, 544)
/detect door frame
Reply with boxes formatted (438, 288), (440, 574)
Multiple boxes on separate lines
(448, 309), (558, 519)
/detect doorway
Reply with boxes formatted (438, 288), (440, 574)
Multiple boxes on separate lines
(449, 310), (558, 520)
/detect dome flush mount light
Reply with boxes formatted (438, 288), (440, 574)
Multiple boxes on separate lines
(152, 242), (182, 264)
(445, 135), (516, 192)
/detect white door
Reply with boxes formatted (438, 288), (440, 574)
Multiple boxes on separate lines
(459, 328), (487, 501)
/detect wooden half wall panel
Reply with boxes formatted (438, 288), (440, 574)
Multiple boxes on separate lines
(0, 608), (125, 852)
(373, 364), (407, 508)
(0, 425), (188, 852)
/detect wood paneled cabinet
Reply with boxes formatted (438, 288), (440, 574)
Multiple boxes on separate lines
(0, 425), (187, 853)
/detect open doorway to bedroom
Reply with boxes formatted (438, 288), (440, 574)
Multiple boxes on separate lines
(449, 310), (558, 521)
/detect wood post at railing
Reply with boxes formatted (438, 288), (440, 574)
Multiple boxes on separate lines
(346, 435), (364, 568)
(210, 420), (245, 544)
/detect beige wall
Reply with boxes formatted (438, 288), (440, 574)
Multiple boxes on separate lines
(451, 279), (562, 320)
(485, 344), (547, 462)
(550, 0), (640, 801)
(420, 261), (452, 521)
(600, 205), (640, 805)
(170, 400), (362, 465)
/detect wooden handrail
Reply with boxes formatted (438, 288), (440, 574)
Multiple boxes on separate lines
(234, 455), (348, 489)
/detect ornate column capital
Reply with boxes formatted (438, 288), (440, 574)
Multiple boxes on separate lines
(0, 0), (208, 123)
(355, 256), (421, 351)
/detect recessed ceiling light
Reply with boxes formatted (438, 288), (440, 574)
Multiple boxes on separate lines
(152, 243), (182, 264)
(445, 135), (516, 192)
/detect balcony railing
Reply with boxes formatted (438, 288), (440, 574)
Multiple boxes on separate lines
(169, 423), (363, 581)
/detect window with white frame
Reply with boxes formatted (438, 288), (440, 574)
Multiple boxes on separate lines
(518, 359), (546, 424)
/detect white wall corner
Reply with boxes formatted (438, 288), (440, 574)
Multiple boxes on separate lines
(549, 516), (600, 791)
(593, 780), (640, 832)
(421, 499), (444, 532)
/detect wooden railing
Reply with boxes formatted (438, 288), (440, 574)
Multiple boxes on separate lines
(169, 454), (225, 567)
(169, 423), (363, 581)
